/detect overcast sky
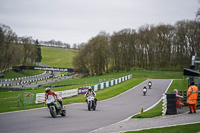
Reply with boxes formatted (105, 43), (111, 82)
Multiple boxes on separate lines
(0, 0), (199, 45)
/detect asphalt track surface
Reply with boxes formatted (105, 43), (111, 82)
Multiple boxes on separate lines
(0, 79), (172, 133)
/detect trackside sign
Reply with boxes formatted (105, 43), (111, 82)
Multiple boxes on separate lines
(35, 89), (78, 104)
(34, 67), (68, 72)
(13, 66), (80, 72)
(59, 89), (78, 98)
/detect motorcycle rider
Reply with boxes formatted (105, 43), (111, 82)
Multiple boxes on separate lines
(45, 87), (63, 109)
(143, 85), (147, 95)
(85, 87), (97, 105)
(148, 81), (152, 88)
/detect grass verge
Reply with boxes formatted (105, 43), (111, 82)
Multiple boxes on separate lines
(125, 123), (200, 133)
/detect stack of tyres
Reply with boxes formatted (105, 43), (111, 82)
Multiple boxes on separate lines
(166, 93), (177, 115)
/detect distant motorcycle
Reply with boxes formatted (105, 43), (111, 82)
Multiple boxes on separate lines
(143, 87), (147, 96)
(148, 82), (152, 89)
(46, 95), (66, 118)
(86, 96), (96, 111)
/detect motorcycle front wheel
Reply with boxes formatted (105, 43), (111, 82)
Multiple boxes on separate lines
(50, 107), (57, 118)
(88, 102), (91, 111)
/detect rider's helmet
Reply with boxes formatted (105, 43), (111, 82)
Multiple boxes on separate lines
(144, 85), (146, 88)
(88, 87), (92, 91)
(45, 87), (51, 93)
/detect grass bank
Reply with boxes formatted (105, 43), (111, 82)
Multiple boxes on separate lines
(125, 123), (200, 133)
(2, 70), (43, 79)
(41, 46), (77, 68)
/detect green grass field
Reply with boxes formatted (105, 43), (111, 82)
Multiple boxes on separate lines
(3, 70), (43, 79)
(41, 46), (77, 68)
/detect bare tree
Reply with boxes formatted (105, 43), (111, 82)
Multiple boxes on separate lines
(0, 24), (18, 72)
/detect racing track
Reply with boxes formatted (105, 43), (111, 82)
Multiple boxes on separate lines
(0, 79), (172, 133)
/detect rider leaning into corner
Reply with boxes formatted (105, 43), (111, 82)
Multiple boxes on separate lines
(85, 87), (97, 105)
(45, 87), (63, 109)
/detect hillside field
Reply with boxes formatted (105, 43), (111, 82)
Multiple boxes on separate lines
(41, 46), (77, 68)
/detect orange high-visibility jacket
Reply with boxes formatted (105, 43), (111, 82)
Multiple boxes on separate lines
(187, 85), (199, 105)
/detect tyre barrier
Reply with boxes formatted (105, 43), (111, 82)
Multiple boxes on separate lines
(165, 93), (177, 115)
(0, 83), (12, 87)
(162, 94), (167, 115)
(0, 76), (51, 87)
(16, 76), (51, 86)
(0, 71), (46, 82)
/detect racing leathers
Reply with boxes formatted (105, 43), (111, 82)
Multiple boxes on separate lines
(45, 90), (63, 108)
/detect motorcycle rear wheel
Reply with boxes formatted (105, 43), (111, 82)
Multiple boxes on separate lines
(149, 85), (151, 89)
(61, 110), (66, 117)
(93, 106), (96, 110)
